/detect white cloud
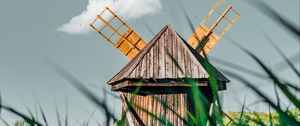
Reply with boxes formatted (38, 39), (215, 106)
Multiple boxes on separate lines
(57, 0), (162, 34)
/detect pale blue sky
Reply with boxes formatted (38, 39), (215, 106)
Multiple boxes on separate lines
(0, 0), (299, 125)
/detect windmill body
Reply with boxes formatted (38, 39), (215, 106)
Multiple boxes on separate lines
(107, 25), (229, 125)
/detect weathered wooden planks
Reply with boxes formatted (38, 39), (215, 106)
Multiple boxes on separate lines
(125, 93), (189, 126)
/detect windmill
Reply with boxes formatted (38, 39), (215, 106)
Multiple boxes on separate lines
(90, 0), (240, 125)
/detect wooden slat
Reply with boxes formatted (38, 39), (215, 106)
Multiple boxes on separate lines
(137, 60), (142, 78)
(132, 94), (138, 125)
(134, 95), (139, 123)
(158, 31), (166, 79)
(191, 53), (200, 78)
(173, 30), (178, 78)
(184, 49), (190, 77)
(161, 94), (166, 125)
(165, 27), (172, 78)
(153, 39), (159, 79)
(142, 95), (146, 123)
(129, 65), (136, 78)
(178, 94), (183, 126)
(153, 95), (158, 126)
(174, 94), (178, 125)
(180, 94), (184, 126)
(163, 95), (168, 125)
(170, 94), (174, 125)
(157, 95), (162, 126)
(145, 51), (150, 78)
(147, 96), (152, 126)
(149, 48), (154, 78)
(177, 38), (184, 78)
(140, 52), (146, 77)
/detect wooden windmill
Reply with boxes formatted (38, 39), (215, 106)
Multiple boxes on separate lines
(90, 0), (240, 125)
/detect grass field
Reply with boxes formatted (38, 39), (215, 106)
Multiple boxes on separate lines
(1, 0), (299, 125)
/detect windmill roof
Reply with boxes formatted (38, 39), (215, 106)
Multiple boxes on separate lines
(107, 25), (229, 85)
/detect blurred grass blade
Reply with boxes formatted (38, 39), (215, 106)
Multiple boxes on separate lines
(39, 106), (48, 126)
(127, 96), (173, 126)
(1, 105), (43, 126)
(210, 56), (268, 79)
(56, 107), (62, 126)
(250, 117), (267, 126)
(242, 47), (300, 108)
(24, 104), (35, 123)
(131, 102), (173, 126)
(0, 117), (9, 126)
(116, 108), (129, 126)
(225, 37), (299, 91)
(121, 94), (145, 126)
(274, 84), (280, 107)
(229, 39), (300, 109)
(188, 79), (209, 126)
(246, 0), (300, 38)
(186, 110), (196, 125)
(220, 69), (300, 125)
(141, 19), (155, 36)
(19, 96), (35, 122)
(269, 105), (273, 126)
(165, 47), (183, 74)
(34, 96), (48, 126)
(176, 0), (195, 32)
(238, 97), (246, 125)
(65, 99), (68, 126)
(0, 92), (2, 116)
(274, 53), (300, 71)
(284, 82), (300, 91)
(153, 94), (189, 125)
(47, 62), (117, 125)
(176, 0), (202, 43)
(263, 33), (300, 77)
(203, 58), (221, 106)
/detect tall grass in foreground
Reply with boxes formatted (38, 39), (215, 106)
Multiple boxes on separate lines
(0, 0), (299, 125)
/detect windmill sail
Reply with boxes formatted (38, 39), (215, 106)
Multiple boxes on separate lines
(90, 7), (147, 59)
(188, 0), (240, 56)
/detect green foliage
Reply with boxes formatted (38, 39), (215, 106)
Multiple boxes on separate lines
(224, 109), (300, 126)
(14, 121), (25, 126)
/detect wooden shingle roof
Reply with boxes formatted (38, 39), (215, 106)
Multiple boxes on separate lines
(107, 25), (229, 85)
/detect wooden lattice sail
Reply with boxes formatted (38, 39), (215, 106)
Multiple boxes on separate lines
(188, 0), (240, 56)
(90, 7), (147, 59)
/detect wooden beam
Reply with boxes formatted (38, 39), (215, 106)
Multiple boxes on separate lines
(112, 81), (208, 91)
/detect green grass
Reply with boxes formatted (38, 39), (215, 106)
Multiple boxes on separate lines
(1, 0), (299, 125)
(224, 109), (300, 126)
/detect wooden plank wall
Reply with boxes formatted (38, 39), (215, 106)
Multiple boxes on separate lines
(121, 87), (214, 126)
(122, 88), (212, 126)
(124, 93), (188, 126)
